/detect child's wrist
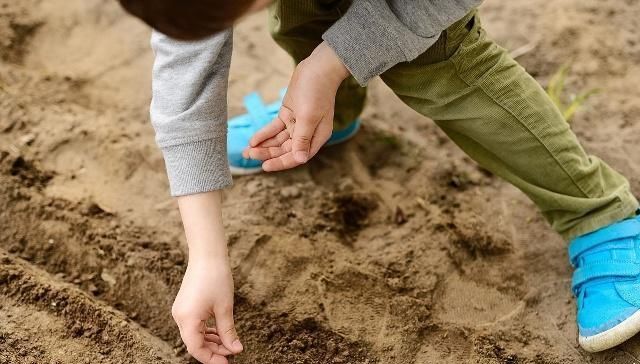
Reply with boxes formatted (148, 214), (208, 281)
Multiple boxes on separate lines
(309, 41), (351, 87)
(187, 236), (229, 262)
(176, 190), (230, 264)
(188, 246), (229, 267)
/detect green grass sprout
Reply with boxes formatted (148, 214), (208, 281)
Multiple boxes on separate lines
(546, 63), (601, 122)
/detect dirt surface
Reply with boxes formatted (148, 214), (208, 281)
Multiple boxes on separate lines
(1, 0), (639, 363)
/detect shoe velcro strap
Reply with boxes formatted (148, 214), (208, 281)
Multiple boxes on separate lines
(243, 92), (269, 123)
(572, 260), (640, 295)
(569, 219), (640, 266)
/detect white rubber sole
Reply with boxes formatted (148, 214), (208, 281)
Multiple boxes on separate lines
(229, 165), (263, 176)
(579, 309), (640, 352)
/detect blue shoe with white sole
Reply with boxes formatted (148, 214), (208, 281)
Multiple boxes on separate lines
(227, 90), (361, 175)
(569, 212), (640, 352)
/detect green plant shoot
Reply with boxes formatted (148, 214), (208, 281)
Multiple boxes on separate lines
(546, 63), (600, 122)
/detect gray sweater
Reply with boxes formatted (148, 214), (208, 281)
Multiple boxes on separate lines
(150, 0), (481, 196)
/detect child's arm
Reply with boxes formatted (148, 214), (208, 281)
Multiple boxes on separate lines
(173, 191), (242, 360)
(246, 0), (481, 168)
(150, 29), (233, 195)
(150, 29), (242, 362)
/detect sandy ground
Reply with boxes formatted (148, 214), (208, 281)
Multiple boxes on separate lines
(1, 0), (639, 363)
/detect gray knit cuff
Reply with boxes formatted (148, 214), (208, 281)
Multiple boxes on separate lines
(322, 0), (437, 85)
(161, 136), (233, 197)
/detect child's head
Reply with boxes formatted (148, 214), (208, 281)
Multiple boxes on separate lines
(118, 0), (271, 40)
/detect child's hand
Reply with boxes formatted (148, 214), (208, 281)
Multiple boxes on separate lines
(172, 257), (240, 363)
(243, 41), (350, 171)
(174, 192), (243, 364)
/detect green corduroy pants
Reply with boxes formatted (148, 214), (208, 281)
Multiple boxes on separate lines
(268, 2), (638, 240)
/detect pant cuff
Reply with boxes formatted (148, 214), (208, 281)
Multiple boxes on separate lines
(561, 190), (639, 241)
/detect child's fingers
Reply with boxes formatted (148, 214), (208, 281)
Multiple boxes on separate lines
(242, 131), (290, 159)
(290, 115), (319, 164)
(249, 107), (292, 147)
(178, 319), (230, 363)
(213, 305), (243, 354)
(249, 119), (283, 147)
(262, 152), (300, 172)
(246, 139), (292, 161)
(255, 129), (291, 148)
(205, 342), (233, 356)
(247, 146), (287, 161)
(204, 332), (223, 345)
(203, 326), (231, 352)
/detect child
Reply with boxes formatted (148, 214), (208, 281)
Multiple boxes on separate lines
(118, 0), (640, 362)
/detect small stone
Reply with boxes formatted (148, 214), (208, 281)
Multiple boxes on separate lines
(415, 197), (428, 210)
(81, 273), (96, 281)
(100, 271), (116, 286)
(394, 206), (408, 225)
(327, 340), (337, 354)
(245, 180), (262, 195)
(84, 201), (113, 216)
(173, 338), (183, 348)
(88, 283), (99, 294)
(290, 339), (305, 351)
(168, 250), (185, 265)
(19, 133), (35, 146)
(338, 178), (356, 192)
(280, 185), (301, 199)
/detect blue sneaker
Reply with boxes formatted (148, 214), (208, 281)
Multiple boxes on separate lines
(569, 213), (640, 352)
(227, 90), (361, 175)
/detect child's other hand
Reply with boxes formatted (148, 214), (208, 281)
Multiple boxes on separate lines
(243, 41), (350, 171)
(172, 257), (242, 363)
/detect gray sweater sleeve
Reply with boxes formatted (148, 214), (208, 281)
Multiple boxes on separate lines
(150, 29), (233, 196)
(322, 0), (481, 85)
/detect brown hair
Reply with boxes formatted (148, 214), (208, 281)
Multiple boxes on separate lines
(118, 0), (255, 40)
